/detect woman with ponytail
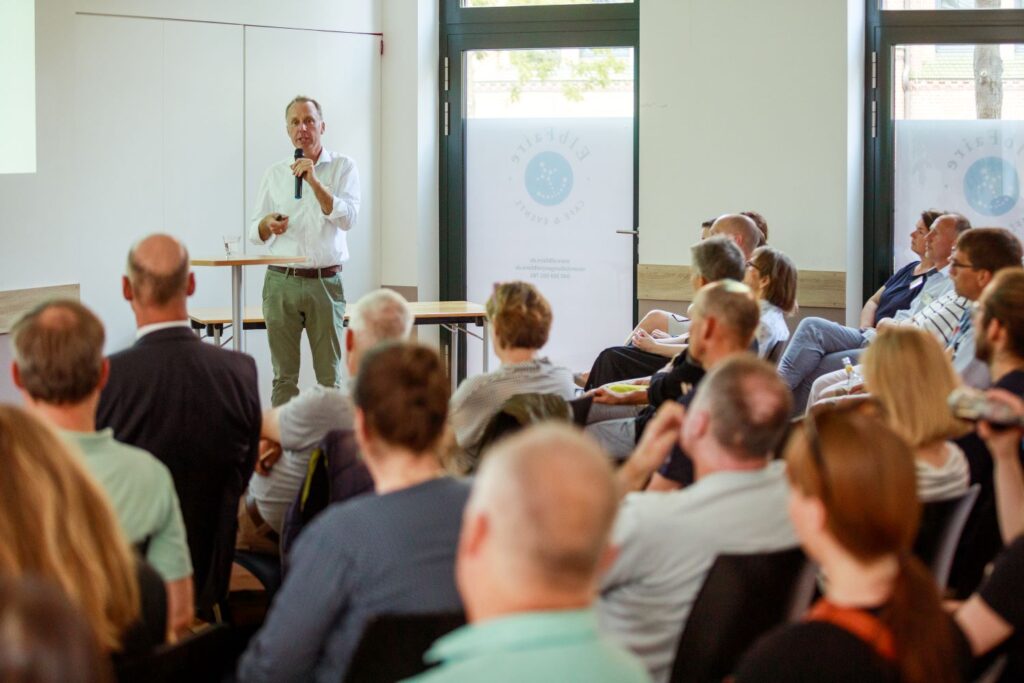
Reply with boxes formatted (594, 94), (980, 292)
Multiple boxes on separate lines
(734, 404), (965, 683)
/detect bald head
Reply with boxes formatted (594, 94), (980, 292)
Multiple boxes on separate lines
(126, 234), (190, 306)
(465, 425), (618, 598)
(709, 214), (761, 259)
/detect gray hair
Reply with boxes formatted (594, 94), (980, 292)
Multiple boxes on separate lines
(285, 95), (323, 120)
(348, 289), (413, 347)
(692, 236), (745, 283)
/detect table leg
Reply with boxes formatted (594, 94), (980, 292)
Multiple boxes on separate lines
(481, 319), (489, 373)
(450, 323), (460, 394)
(231, 264), (243, 352)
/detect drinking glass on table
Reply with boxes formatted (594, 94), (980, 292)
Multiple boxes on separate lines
(222, 235), (242, 257)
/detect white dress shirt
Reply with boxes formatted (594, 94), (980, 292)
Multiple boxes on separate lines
(248, 149), (360, 268)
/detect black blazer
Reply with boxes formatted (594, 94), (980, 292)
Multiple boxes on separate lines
(97, 326), (261, 610)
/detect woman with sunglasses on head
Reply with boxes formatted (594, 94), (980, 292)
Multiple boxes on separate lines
(734, 406), (966, 683)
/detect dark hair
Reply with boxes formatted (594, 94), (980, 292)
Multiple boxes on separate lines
(696, 355), (792, 460)
(701, 217), (717, 229)
(486, 281), (553, 350)
(0, 576), (112, 683)
(981, 268), (1024, 359)
(740, 211), (769, 245)
(956, 227), (1023, 274)
(920, 209), (946, 229)
(692, 236), (745, 283)
(353, 342), (449, 452)
(786, 408), (958, 683)
(126, 242), (189, 306)
(749, 246), (798, 313)
(11, 300), (105, 404)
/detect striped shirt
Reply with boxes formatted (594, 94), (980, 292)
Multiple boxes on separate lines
(449, 357), (577, 457)
(897, 290), (969, 345)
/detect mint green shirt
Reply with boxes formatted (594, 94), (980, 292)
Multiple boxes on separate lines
(405, 609), (650, 683)
(63, 429), (193, 582)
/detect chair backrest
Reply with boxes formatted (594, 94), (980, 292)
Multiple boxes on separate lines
(344, 612), (466, 683)
(280, 429), (375, 559)
(669, 547), (812, 683)
(472, 393), (572, 469)
(115, 624), (241, 683)
(913, 483), (981, 589)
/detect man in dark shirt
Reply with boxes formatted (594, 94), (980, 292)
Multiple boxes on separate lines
(582, 280), (760, 462)
(950, 267), (1024, 598)
(97, 234), (261, 612)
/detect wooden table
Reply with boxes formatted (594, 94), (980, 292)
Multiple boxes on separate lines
(189, 255), (303, 352)
(189, 300), (489, 390)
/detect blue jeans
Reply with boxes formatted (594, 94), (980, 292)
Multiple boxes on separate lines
(777, 317), (868, 414)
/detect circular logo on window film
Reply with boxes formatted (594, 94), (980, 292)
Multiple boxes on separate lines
(524, 151), (574, 206)
(963, 156), (1020, 217)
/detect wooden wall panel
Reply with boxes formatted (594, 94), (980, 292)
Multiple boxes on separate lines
(638, 264), (845, 310)
(0, 284), (80, 334)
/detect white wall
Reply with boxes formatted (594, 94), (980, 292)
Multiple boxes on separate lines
(640, 0), (865, 323)
(0, 0), (382, 407)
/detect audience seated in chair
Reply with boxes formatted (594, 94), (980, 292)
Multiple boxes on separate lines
(585, 236), (745, 390)
(809, 227), (1023, 407)
(10, 299), (194, 639)
(861, 327), (971, 502)
(0, 575), (114, 683)
(96, 234), (261, 613)
(583, 280), (760, 469)
(407, 424), (649, 683)
(448, 281), (575, 471)
(237, 343), (469, 683)
(598, 356), (797, 682)
(946, 267), (1024, 598)
(777, 212), (969, 414)
(734, 404), (967, 683)
(957, 388), (1024, 682)
(0, 405), (166, 656)
(239, 288), (412, 554)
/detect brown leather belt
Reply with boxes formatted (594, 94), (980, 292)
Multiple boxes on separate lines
(268, 264), (342, 278)
(244, 494), (280, 543)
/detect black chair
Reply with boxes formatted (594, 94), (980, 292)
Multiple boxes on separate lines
(668, 547), (815, 683)
(344, 612), (466, 683)
(913, 484), (981, 589)
(233, 550), (283, 600)
(470, 393), (572, 471)
(115, 623), (243, 683)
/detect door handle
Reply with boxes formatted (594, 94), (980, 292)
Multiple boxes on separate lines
(616, 230), (638, 235)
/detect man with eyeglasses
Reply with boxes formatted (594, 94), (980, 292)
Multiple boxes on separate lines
(809, 227), (1022, 404)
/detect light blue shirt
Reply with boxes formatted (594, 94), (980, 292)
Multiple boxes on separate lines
(407, 609), (650, 683)
(892, 264), (952, 322)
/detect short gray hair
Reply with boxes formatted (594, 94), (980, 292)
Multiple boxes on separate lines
(348, 289), (413, 347)
(692, 236), (745, 283)
(285, 95), (323, 120)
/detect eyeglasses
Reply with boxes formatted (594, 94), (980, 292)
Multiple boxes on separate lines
(949, 258), (981, 271)
(745, 260), (765, 275)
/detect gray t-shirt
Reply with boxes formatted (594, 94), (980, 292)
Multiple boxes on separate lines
(237, 477), (470, 683)
(249, 384), (354, 532)
(449, 357), (576, 457)
(598, 461), (798, 683)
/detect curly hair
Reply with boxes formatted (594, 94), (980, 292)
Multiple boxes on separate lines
(486, 281), (553, 350)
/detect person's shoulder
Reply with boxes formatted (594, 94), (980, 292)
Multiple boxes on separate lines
(736, 622), (895, 683)
(99, 438), (175, 487)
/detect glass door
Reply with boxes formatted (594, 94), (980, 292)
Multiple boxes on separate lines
(443, 33), (638, 375)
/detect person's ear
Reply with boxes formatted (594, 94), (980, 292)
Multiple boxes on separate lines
(122, 275), (133, 302)
(97, 358), (110, 392)
(11, 362), (24, 390)
(460, 510), (489, 560)
(185, 272), (196, 297)
(345, 329), (356, 355)
(977, 270), (993, 292)
(354, 408), (371, 449)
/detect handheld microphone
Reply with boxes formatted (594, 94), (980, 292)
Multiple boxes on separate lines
(294, 148), (304, 199)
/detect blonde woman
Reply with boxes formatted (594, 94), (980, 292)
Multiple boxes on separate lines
(862, 327), (970, 502)
(0, 405), (160, 654)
